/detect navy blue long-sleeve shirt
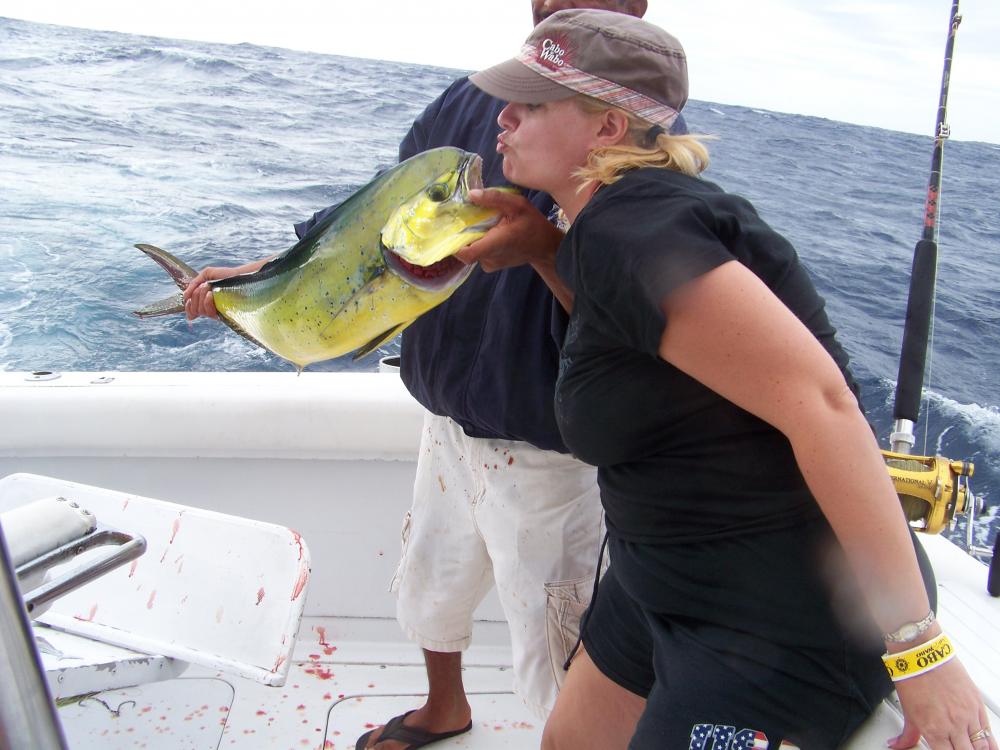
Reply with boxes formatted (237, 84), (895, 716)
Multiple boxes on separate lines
(396, 78), (569, 451)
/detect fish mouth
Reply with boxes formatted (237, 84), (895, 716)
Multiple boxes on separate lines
(382, 244), (475, 292)
(460, 153), (484, 195)
(380, 152), (483, 291)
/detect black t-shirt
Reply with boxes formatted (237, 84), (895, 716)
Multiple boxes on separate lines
(555, 167), (861, 544)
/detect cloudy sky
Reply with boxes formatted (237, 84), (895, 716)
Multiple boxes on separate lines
(2, 0), (998, 143)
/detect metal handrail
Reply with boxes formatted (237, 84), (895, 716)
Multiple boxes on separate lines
(0, 522), (68, 750)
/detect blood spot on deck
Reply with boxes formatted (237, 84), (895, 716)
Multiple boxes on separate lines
(316, 626), (337, 655)
(305, 666), (334, 680)
(147, 590), (156, 609)
(256, 587), (265, 605)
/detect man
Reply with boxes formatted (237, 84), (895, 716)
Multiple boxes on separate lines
(184, 3), (658, 748)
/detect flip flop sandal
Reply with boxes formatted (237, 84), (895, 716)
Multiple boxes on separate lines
(355, 710), (473, 749)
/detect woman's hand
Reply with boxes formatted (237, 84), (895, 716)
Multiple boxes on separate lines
(457, 188), (574, 311)
(456, 188), (564, 271)
(891, 658), (996, 750)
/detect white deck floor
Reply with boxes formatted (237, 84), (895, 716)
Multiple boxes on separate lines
(47, 538), (1000, 750)
(52, 615), (540, 750)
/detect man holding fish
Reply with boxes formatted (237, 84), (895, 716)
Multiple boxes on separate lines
(177, 2), (655, 749)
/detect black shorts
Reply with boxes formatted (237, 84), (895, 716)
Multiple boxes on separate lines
(582, 539), (893, 750)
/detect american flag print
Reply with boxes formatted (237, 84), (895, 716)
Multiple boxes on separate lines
(689, 724), (714, 750)
(733, 728), (770, 749)
(688, 724), (770, 749)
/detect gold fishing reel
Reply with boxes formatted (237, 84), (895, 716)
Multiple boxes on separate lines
(882, 450), (975, 535)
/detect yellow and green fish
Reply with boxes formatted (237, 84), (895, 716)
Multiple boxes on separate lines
(134, 147), (502, 371)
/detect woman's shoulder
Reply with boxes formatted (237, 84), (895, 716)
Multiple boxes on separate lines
(577, 168), (723, 228)
(589, 168), (760, 229)
(584, 168), (721, 215)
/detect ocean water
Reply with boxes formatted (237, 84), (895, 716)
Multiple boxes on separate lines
(1, 17), (997, 548)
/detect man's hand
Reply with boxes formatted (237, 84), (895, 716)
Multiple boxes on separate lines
(182, 256), (274, 321)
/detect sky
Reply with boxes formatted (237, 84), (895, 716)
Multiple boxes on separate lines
(2, 0), (998, 144)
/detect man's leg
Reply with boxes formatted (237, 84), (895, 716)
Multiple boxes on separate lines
(358, 414), (492, 749)
(358, 650), (471, 750)
(475, 439), (605, 717)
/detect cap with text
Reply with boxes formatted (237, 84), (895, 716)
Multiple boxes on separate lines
(470, 8), (687, 128)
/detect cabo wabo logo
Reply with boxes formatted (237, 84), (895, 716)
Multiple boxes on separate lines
(537, 36), (569, 70)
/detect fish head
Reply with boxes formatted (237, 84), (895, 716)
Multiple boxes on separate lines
(380, 153), (501, 291)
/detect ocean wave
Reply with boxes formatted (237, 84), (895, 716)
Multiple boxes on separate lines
(925, 394), (1000, 456)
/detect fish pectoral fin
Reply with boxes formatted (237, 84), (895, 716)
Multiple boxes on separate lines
(351, 320), (413, 361)
(133, 292), (185, 318)
(135, 244), (200, 290)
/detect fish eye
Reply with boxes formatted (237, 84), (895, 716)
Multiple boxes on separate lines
(427, 183), (451, 202)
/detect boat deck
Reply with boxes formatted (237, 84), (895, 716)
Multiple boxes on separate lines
(45, 533), (1000, 750)
(49, 615), (540, 749)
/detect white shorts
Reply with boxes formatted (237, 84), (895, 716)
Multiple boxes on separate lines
(391, 413), (604, 717)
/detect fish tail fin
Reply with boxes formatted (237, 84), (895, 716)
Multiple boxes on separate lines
(133, 293), (185, 318)
(135, 243), (199, 291)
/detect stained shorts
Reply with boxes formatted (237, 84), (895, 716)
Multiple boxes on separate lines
(582, 536), (893, 750)
(391, 413), (605, 717)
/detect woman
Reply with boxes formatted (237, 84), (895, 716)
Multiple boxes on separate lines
(466, 9), (996, 750)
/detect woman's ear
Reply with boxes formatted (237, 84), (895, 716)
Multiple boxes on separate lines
(595, 109), (632, 147)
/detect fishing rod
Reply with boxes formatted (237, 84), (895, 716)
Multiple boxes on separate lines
(890, 0), (960, 454)
(880, 0), (998, 595)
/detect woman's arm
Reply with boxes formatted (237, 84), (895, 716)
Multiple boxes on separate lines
(657, 259), (994, 750)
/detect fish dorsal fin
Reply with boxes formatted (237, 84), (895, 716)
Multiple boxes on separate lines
(351, 321), (413, 361)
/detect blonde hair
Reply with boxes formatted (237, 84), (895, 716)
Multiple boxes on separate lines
(572, 95), (712, 187)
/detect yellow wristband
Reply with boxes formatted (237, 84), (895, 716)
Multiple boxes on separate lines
(882, 633), (955, 682)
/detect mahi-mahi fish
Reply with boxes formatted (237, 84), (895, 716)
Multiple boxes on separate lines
(134, 147), (504, 371)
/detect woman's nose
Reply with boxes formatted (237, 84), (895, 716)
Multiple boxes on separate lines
(497, 103), (519, 130)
